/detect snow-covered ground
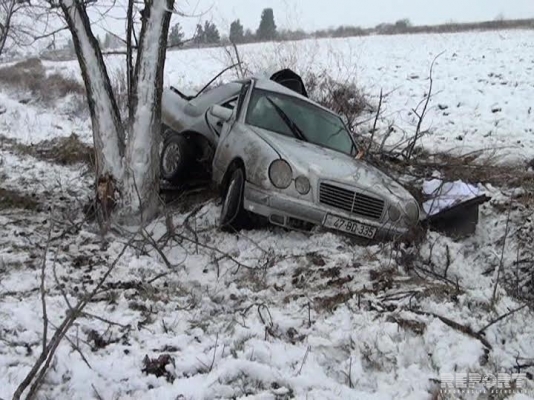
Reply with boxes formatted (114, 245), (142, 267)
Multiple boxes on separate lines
(0, 91), (91, 145)
(2, 30), (534, 400)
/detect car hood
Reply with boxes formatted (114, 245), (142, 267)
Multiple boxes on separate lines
(250, 127), (413, 201)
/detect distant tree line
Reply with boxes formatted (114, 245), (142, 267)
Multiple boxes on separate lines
(46, 9), (534, 64)
(79, 9), (534, 55)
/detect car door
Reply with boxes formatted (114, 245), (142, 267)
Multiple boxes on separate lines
(212, 80), (252, 179)
(205, 95), (239, 137)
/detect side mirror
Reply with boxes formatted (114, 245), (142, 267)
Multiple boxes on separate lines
(210, 105), (233, 122)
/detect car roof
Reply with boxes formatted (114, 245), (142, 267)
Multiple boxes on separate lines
(252, 77), (338, 116)
(190, 74), (341, 118)
(188, 81), (243, 113)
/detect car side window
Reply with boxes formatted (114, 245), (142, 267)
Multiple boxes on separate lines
(221, 97), (238, 110)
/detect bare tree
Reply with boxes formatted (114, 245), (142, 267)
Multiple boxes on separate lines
(59, 0), (174, 224)
(0, 0), (18, 56)
(0, 0), (68, 59)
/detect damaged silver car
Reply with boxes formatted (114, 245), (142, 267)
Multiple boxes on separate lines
(160, 69), (421, 240)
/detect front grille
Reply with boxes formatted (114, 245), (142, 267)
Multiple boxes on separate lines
(319, 182), (385, 220)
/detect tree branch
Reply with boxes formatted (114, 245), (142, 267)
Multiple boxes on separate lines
(405, 51), (444, 160)
(39, 221), (54, 356)
(367, 88), (383, 155)
(13, 231), (138, 400)
(491, 192), (514, 306)
(478, 304), (528, 334)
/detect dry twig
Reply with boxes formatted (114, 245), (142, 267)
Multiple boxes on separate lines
(478, 304), (529, 334)
(297, 345), (311, 376)
(367, 89), (383, 154)
(492, 192), (514, 306)
(405, 51), (445, 160)
(13, 231), (138, 400)
(412, 310), (492, 350)
(39, 221), (54, 355)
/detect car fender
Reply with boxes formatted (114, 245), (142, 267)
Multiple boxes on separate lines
(161, 88), (190, 134)
(214, 123), (280, 190)
(162, 89), (220, 147)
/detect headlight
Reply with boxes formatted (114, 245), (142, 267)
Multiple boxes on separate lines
(405, 201), (420, 222)
(269, 159), (292, 189)
(295, 176), (310, 194)
(388, 204), (401, 222)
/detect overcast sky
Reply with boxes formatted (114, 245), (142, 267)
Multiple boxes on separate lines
(93, 0), (534, 38)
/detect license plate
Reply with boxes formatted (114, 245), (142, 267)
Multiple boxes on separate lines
(323, 214), (377, 239)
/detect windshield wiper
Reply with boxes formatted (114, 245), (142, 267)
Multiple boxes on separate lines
(265, 96), (307, 142)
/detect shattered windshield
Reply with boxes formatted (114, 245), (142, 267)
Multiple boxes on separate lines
(245, 89), (356, 156)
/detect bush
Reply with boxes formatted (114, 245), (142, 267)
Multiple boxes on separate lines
(35, 133), (94, 167)
(217, 40), (371, 132)
(305, 70), (371, 131)
(0, 57), (45, 84)
(0, 58), (85, 104)
(2, 132), (94, 167)
(0, 187), (40, 211)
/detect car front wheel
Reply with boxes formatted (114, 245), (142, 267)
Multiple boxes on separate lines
(220, 167), (250, 231)
(160, 134), (191, 184)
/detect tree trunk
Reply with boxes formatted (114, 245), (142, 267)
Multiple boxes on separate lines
(61, 0), (173, 225)
(60, 0), (125, 172)
(123, 0), (173, 222)
(60, 0), (125, 221)
(125, 0), (135, 125)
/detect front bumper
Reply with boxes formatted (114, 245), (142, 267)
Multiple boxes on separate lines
(243, 182), (410, 240)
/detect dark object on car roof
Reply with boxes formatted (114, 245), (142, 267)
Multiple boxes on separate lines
(170, 66), (309, 101)
(270, 69), (309, 98)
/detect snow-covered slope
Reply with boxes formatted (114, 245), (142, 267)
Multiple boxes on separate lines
(1, 136), (534, 399)
(1, 31), (534, 399)
(0, 91), (91, 144)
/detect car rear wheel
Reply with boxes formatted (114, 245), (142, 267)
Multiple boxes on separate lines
(220, 167), (250, 231)
(160, 134), (191, 184)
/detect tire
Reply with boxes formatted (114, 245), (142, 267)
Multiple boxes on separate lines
(160, 134), (191, 184)
(220, 167), (250, 231)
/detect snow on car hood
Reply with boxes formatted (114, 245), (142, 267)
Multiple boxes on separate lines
(250, 126), (413, 201)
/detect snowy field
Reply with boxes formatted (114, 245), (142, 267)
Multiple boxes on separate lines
(1, 30), (534, 400)
(44, 29), (534, 164)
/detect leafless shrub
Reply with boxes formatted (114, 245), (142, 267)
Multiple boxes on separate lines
(0, 56), (45, 81)
(216, 38), (370, 134)
(4, 133), (94, 167)
(499, 205), (534, 304)
(0, 58), (85, 104)
(39, 73), (85, 99)
(10, 56), (43, 70)
(221, 42), (249, 79)
(382, 149), (534, 189)
(38, 133), (94, 167)
(0, 187), (40, 210)
(305, 70), (371, 131)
